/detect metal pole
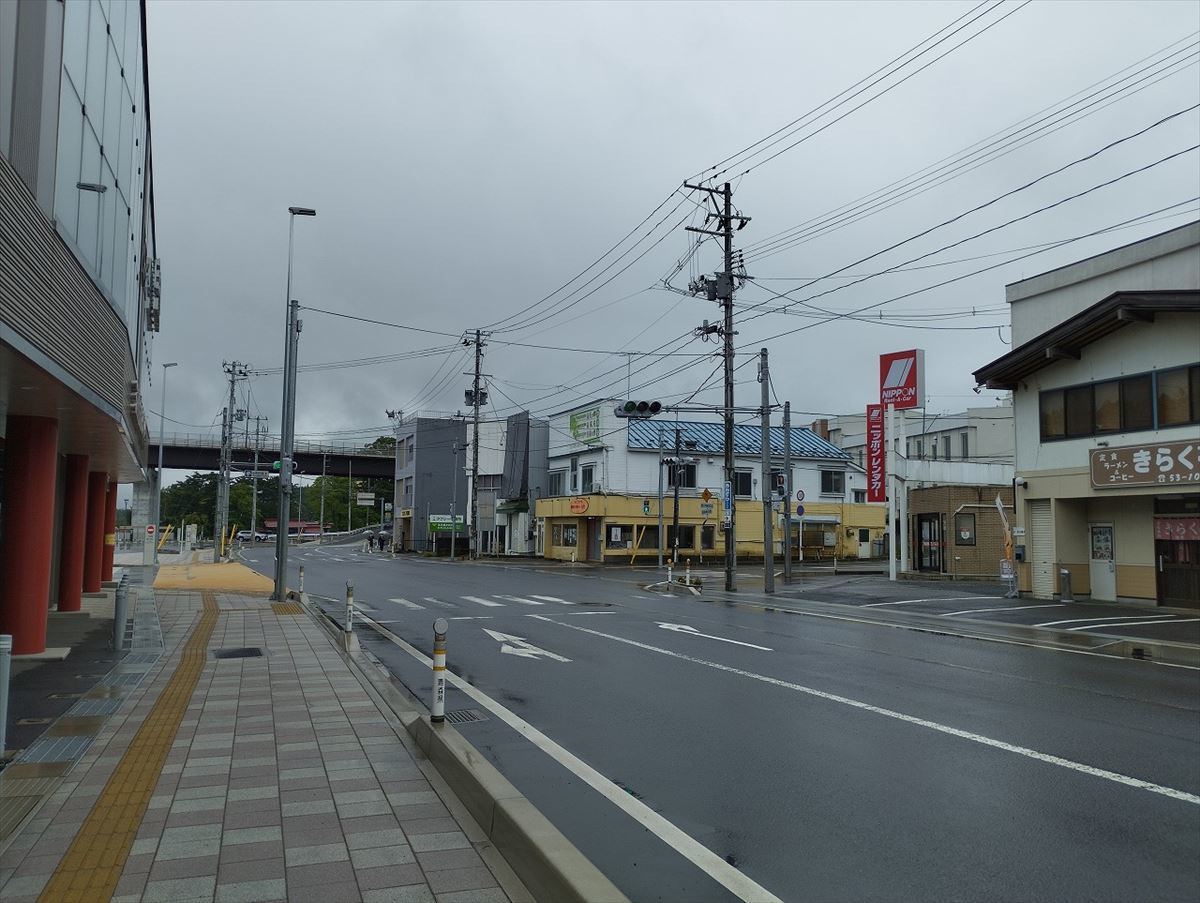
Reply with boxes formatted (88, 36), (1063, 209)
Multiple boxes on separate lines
(471, 329), (483, 559)
(251, 421), (260, 540)
(451, 442), (458, 560)
(887, 403), (897, 582)
(657, 425), (665, 569)
(722, 182), (737, 592)
(671, 427), (682, 567)
(783, 402), (792, 584)
(273, 216), (298, 600)
(760, 349), (774, 594)
(348, 457), (353, 532)
(318, 453), (326, 543)
(0, 634), (10, 760)
(299, 565), (304, 594)
(898, 410), (910, 576)
(431, 617), (448, 723)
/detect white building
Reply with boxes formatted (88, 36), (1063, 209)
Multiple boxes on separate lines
(975, 222), (1200, 606)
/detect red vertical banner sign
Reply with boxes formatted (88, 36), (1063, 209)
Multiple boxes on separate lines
(866, 404), (886, 503)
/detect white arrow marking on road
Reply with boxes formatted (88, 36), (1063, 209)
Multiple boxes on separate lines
(657, 623), (772, 651)
(482, 628), (571, 662)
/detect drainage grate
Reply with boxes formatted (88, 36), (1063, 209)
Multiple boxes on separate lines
(212, 647), (264, 660)
(442, 709), (487, 725)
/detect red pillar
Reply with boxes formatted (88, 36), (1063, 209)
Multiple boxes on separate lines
(0, 416), (59, 655)
(83, 471), (108, 593)
(102, 483), (118, 581)
(58, 454), (90, 612)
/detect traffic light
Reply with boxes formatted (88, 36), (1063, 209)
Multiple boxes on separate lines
(614, 400), (663, 418)
(643, 499), (651, 515)
(773, 470), (787, 496)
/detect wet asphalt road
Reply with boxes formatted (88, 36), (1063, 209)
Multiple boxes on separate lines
(242, 544), (1200, 903)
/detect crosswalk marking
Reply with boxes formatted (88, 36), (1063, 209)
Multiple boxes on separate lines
(389, 597), (425, 610)
(529, 595), (571, 604)
(461, 595), (505, 607)
(423, 597), (458, 609)
(495, 595), (545, 606)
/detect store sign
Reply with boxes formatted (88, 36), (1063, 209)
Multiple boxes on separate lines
(569, 497), (590, 514)
(428, 515), (465, 533)
(1090, 440), (1198, 488)
(356, 492), (375, 506)
(1154, 517), (1200, 541)
(879, 348), (925, 409)
(866, 403), (885, 502)
(569, 408), (601, 444)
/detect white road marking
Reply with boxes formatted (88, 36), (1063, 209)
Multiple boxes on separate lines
(864, 595), (1005, 608)
(531, 615), (1200, 807)
(1067, 618), (1200, 631)
(657, 622), (773, 651)
(495, 595), (545, 606)
(357, 614), (782, 903)
(482, 628), (572, 662)
(389, 597), (425, 610)
(423, 597), (458, 609)
(555, 611), (616, 616)
(860, 600), (923, 608)
(462, 595), (505, 608)
(942, 604), (1065, 617)
(449, 616), (493, 620)
(529, 594), (574, 604)
(1035, 615), (1176, 627)
(633, 594), (654, 600)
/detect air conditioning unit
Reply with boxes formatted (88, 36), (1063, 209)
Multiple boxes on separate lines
(593, 483), (602, 493)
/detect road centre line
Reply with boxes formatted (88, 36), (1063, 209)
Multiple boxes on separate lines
(529, 615), (1200, 807)
(1067, 618), (1200, 631)
(942, 604), (1065, 617)
(357, 614), (783, 903)
(1036, 614), (1177, 627)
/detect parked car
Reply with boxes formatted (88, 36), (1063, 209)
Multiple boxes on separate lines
(236, 530), (267, 542)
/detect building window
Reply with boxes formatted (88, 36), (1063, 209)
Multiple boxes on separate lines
(930, 438), (938, 460)
(667, 463), (697, 489)
(853, 489), (866, 503)
(548, 471), (565, 497)
(552, 524), (562, 546)
(943, 436), (951, 460)
(820, 470), (844, 495)
(667, 525), (696, 549)
(734, 470), (753, 497)
(960, 432), (969, 459)
(570, 456), (578, 492)
(562, 524), (577, 547)
(915, 439), (924, 458)
(1121, 375), (1153, 431)
(581, 464), (595, 494)
(608, 524), (634, 548)
(701, 525), (715, 549)
(1157, 365), (1200, 426)
(954, 513), (976, 546)
(638, 525), (659, 549)
(1065, 384), (1092, 437)
(1039, 367), (1193, 440)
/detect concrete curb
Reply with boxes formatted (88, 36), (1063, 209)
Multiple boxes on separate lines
(299, 592), (628, 903)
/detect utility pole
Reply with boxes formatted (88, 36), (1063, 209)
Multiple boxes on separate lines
(218, 361), (248, 560)
(250, 416), (266, 539)
(657, 424), (665, 569)
(685, 181), (749, 593)
(215, 404), (228, 555)
(386, 409), (404, 554)
(464, 329), (488, 559)
(318, 453), (326, 543)
(671, 427), (682, 566)
(451, 441), (459, 560)
(783, 401), (792, 584)
(347, 458), (353, 533)
(759, 349), (774, 594)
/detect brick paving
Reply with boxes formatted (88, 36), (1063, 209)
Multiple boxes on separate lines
(0, 588), (513, 903)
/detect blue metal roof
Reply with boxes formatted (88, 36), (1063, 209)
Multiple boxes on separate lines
(626, 420), (850, 460)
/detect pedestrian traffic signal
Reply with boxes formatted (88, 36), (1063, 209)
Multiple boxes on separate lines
(643, 499), (651, 515)
(614, 400), (663, 418)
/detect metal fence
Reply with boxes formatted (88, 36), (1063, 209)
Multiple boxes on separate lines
(156, 433), (392, 457)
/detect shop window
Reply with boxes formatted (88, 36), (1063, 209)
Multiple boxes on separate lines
(1093, 380), (1120, 432)
(562, 524), (577, 547)
(581, 464), (595, 494)
(701, 525), (715, 549)
(667, 525), (696, 549)
(552, 524), (562, 546)
(1040, 369), (1177, 440)
(734, 471), (753, 497)
(820, 470), (844, 495)
(1121, 375), (1152, 431)
(1158, 365), (1200, 427)
(667, 463), (697, 489)
(548, 471), (565, 497)
(954, 513), (976, 546)
(570, 456), (578, 492)
(638, 525), (659, 549)
(1040, 390), (1065, 439)
(608, 524), (634, 548)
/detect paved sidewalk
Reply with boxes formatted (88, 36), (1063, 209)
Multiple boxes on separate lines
(0, 588), (516, 903)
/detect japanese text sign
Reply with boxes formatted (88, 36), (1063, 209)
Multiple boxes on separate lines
(1090, 440), (1198, 488)
(866, 403), (886, 503)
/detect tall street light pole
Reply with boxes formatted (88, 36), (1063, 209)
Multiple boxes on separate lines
(153, 361), (178, 563)
(273, 206), (316, 601)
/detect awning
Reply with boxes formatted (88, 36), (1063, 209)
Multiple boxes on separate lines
(790, 514), (840, 525)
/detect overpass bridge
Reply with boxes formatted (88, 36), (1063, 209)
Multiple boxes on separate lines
(148, 433), (394, 479)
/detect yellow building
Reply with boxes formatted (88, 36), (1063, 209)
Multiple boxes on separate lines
(535, 494), (885, 563)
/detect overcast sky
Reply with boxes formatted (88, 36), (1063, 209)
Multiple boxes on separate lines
(141, 0), (1200, 481)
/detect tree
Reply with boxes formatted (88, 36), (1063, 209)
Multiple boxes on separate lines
(160, 472), (218, 537)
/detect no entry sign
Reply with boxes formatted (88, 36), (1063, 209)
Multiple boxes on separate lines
(146, 524), (156, 535)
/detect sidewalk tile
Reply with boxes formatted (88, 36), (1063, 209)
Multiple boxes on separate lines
(349, 844), (416, 869)
(284, 842), (349, 866)
(215, 878), (287, 903)
(142, 874), (217, 901)
(217, 856), (284, 884)
(287, 859), (356, 887)
(436, 887), (508, 903)
(426, 866), (500, 894)
(362, 887), (435, 903)
(359, 863), (425, 890)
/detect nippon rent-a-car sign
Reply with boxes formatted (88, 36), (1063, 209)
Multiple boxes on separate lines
(879, 348), (925, 409)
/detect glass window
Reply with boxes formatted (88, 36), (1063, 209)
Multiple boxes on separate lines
(1093, 380), (1120, 432)
(915, 439), (923, 458)
(667, 525), (696, 549)
(125, 1), (140, 73)
(1120, 375), (1152, 431)
(562, 524), (577, 547)
(608, 525), (633, 548)
(637, 525), (659, 549)
(62, 0), (90, 88)
(734, 471), (753, 497)
(954, 513), (976, 546)
(103, 42), (123, 164)
(667, 463), (697, 489)
(551, 524), (562, 546)
(547, 471), (564, 497)
(108, 0), (126, 65)
(100, 158), (118, 291)
(853, 489), (866, 503)
(960, 432), (969, 459)
(77, 125), (102, 270)
(118, 83), (133, 193)
(85, 1), (108, 115)
(701, 525), (715, 550)
(820, 470), (844, 494)
(1040, 390), (1064, 439)
(54, 82), (85, 241)
(1157, 367), (1194, 427)
(581, 465), (595, 494)
(943, 436), (950, 460)
(1064, 385), (1092, 437)
(1191, 366), (1200, 422)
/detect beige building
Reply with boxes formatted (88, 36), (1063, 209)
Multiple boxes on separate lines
(975, 223), (1200, 607)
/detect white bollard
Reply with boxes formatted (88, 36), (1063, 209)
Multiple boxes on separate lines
(298, 565), (304, 594)
(431, 618), (448, 724)
(667, 562), (673, 587)
(686, 559), (691, 587)
(345, 580), (355, 633)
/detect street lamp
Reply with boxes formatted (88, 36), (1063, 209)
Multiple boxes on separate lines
(273, 206), (317, 600)
(153, 361), (178, 564)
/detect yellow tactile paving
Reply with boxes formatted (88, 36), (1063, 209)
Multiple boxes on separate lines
(38, 592), (220, 903)
(153, 561), (273, 592)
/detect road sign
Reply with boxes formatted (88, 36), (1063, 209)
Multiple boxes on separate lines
(356, 492), (375, 506)
(795, 489), (805, 502)
(701, 488), (712, 502)
(700, 502), (714, 517)
(146, 524), (156, 536)
(384, 502), (393, 512)
(796, 504), (805, 517)
(245, 470), (271, 480)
